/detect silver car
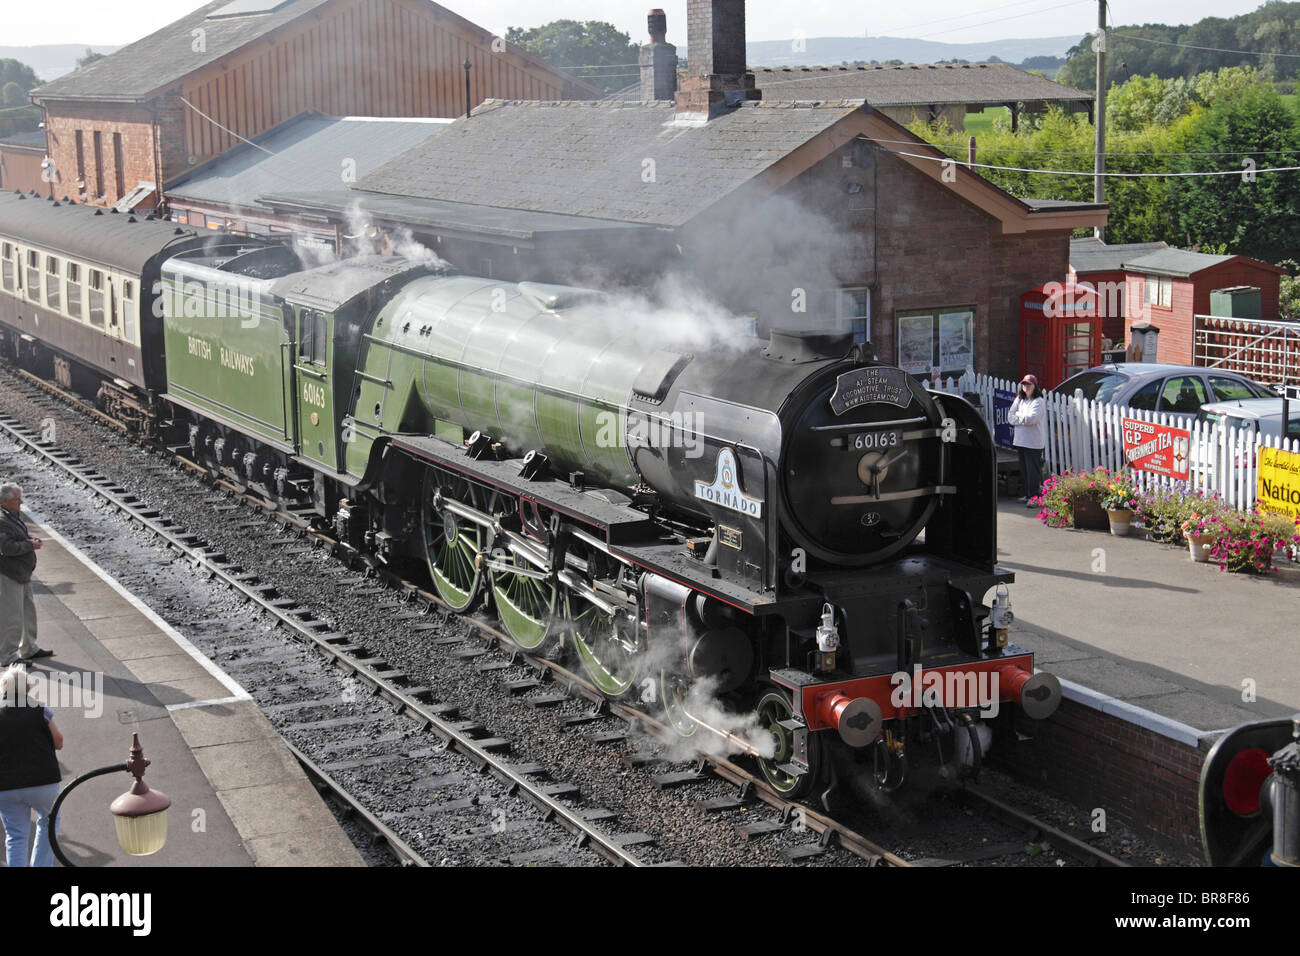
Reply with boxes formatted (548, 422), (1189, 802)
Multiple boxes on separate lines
(1054, 363), (1276, 416)
(1197, 398), (1300, 442)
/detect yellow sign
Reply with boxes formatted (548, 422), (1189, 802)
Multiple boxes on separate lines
(1257, 447), (1300, 519)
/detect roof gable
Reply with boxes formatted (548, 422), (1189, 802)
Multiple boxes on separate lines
(31, 0), (594, 103)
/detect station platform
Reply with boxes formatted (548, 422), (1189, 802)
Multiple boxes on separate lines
(1, 518), (363, 868)
(997, 498), (1300, 732)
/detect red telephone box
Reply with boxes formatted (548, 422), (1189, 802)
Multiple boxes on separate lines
(1019, 283), (1101, 389)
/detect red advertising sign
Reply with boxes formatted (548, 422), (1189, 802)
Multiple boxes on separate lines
(1122, 418), (1190, 479)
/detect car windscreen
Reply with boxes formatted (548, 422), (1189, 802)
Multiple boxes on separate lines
(1056, 371), (1128, 401)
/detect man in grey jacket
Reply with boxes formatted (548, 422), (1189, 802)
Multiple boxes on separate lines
(0, 484), (54, 666)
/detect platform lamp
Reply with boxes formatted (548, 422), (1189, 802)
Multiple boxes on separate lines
(48, 733), (171, 867)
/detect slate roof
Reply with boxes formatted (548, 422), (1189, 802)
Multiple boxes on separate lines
(1070, 237), (1169, 274)
(259, 189), (658, 241)
(166, 113), (450, 210)
(749, 63), (1094, 108)
(1071, 238), (1285, 278)
(1123, 247), (1236, 278)
(353, 98), (869, 228)
(0, 131), (47, 150)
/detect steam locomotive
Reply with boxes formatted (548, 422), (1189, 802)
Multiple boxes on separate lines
(0, 190), (1061, 800)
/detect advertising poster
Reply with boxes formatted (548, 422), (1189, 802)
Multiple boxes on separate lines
(1122, 418), (1190, 479)
(897, 315), (934, 375)
(993, 389), (1016, 449)
(938, 311), (974, 372)
(1257, 446), (1300, 519)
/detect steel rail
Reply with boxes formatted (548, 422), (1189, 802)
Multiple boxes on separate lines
(958, 783), (1131, 868)
(0, 406), (645, 868)
(282, 739), (429, 867)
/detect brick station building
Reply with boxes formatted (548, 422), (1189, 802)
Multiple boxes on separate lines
(28, 0), (595, 212)
(258, 2), (1105, 380)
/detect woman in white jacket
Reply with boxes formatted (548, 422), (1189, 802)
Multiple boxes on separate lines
(1010, 374), (1046, 505)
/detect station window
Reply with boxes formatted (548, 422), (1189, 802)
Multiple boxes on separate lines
(88, 269), (105, 328)
(1145, 275), (1172, 309)
(45, 257), (60, 311)
(66, 263), (82, 319)
(1, 243), (13, 292)
(26, 251), (40, 302)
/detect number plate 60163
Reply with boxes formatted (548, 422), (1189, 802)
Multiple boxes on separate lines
(851, 430), (902, 450)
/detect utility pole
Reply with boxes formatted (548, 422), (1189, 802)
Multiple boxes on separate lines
(1094, 0), (1106, 239)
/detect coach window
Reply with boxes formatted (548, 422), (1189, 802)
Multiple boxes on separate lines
(45, 258), (61, 311)
(1, 243), (13, 292)
(121, 280), (136, 343)
(26, 251), (40, 302)
(88, 269), (105, 328)
(66, 263), (82, 320)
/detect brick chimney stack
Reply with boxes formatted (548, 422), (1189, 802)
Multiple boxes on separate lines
(674, 0), (761, 119)
(639, 9), (678, 101)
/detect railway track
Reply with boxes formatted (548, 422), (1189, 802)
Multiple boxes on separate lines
(0, 398), (658, 867)
(0, 364), (1130, 868)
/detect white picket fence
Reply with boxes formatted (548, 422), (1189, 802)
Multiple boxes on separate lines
(922, 369), (1300, 513)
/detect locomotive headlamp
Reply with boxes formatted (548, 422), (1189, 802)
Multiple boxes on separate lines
(816, 603), (839, 673)
(990, 584), (1013, 647)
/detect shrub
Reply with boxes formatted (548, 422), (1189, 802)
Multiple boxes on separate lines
(1205, 508), (1300, 574)
(1033, 467), (1120, 528)
(1135, 487), (1229, 545)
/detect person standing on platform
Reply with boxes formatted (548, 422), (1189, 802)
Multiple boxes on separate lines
(0, 664), (64, 867)
(1010, 375), (1047, 506)
(0, 483), (54, 666)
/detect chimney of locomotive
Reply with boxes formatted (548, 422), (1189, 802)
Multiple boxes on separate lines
(673, 0), (761, 120)
(639, 10), (679, 101)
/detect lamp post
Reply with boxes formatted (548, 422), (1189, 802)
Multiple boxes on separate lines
(48, 733), (171, 867)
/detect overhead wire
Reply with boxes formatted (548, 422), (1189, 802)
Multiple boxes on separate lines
(880, 145), (1300, 177)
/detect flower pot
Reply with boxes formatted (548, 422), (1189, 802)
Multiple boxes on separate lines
(1188, 533), (1215, 563)
(1106, 508), (1132, 536)
(1071, 498), (1108, 531)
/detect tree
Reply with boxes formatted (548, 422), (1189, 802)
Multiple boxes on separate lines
(505, 20), (640, 94)
(1170, 83), (1300, 262)
(0, 59), (42, 138)
(1059, 3), (1300, 89)
(76, 48), (106, 69)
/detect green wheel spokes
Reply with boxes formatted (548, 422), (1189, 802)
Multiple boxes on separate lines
(423, 471), (483, 612)
(661, 671), (698, 737)
(754, 690), (819, 798)
(569, 597), (641, 697)
(491, 550), (557, 649)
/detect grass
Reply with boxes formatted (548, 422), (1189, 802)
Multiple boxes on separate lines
(964, 107), (1011, 138)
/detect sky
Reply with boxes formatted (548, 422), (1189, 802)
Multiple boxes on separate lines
(4, 0), (1280, 48)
